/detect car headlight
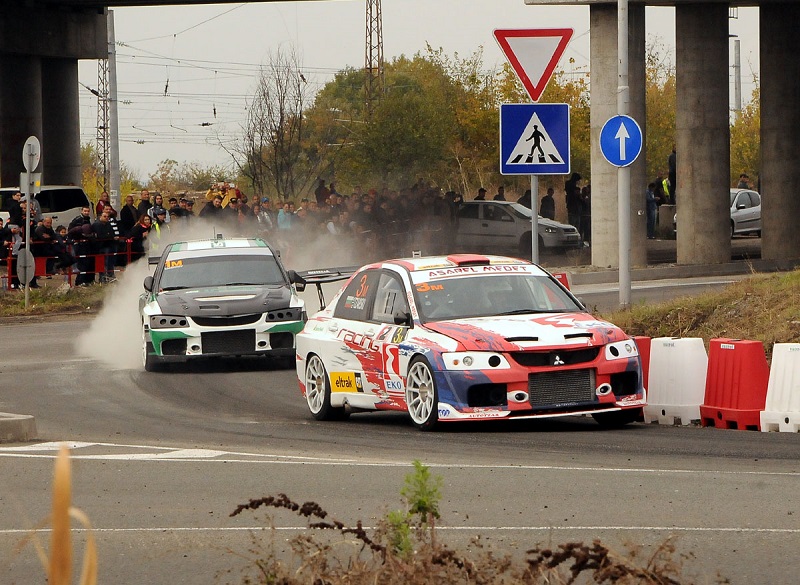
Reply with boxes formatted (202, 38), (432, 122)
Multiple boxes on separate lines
(604, 340), (639, 361)
(543, 227), (557, 233)
(442, 352), (511, 370)
(149, 315), (190, 329)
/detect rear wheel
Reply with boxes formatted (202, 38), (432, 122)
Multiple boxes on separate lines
(592, 408), (642, 428)
(304, 354), (349, 421)
(405, 357), (439, 431)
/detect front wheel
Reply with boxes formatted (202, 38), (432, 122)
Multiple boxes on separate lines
(405, 357), (439, 431)
(304, 354), (349, 421)
(142, 323), (162, 372)
(592, 408), (643, 428)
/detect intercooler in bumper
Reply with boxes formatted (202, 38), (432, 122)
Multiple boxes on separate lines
(528, 369), (597, 410)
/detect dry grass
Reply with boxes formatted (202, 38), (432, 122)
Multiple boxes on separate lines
(227, 463), (717, 585)
(601, 270), (800, 362)
(0, 282), (106, 317)
(227, 497), (707, 585)
(14, 444), (97, 585)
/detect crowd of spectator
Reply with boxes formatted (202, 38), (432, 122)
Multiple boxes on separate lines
(2, 177), (590, 290)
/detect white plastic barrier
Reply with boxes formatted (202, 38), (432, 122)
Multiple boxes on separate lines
(761, 343), (800, 433)
(644, 337), (707, 425)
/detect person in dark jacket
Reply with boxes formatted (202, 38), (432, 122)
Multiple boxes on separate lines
(127, 214), (151, 262)
(68, 206), (95, 285)
(199, 195), (224, 218)
(119, 194), (139, 234)
(517, 189), (532, 209)
(136, 190), (153, 218)
(565, 172), (582, 230)
(540, 187), (556, 220)
(92, 211), (118, 283)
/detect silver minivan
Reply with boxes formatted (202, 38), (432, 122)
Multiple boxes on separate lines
(0, 185), (93, 226)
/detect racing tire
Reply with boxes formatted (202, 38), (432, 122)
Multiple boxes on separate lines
(142, 323), (163, 372)
(405, 356), (439, 431)
(304, 354), (349, 421)
(519, 232), (532, 257)
(592, 407), (643, 428)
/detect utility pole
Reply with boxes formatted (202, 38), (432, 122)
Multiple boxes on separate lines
(96, 36), (110, 194)
(733, 38), (742, 116)
(364, 0), (384, 118)
(96, 10), (120, 208)
(108, 10), (121, 208)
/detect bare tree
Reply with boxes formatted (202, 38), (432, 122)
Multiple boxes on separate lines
(225, 47), (326, 201)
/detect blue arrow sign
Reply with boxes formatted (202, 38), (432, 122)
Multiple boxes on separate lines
(500, 103), (570, 176)
(599, 115), (642, 167)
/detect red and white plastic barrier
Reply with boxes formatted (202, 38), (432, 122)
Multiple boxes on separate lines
(761, 343), (800, 433)
(700, 338), (769, 431)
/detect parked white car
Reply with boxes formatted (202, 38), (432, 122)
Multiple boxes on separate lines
(456, 201), (583, 256)
(0, 185), (93, 225)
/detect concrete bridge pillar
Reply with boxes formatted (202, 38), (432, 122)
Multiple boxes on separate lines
(42, 58), (82, 186)
(589, 3), (647, 268)
(675, 3), (730, 264)
(0, 55), (43, 188)
(760, 2), (800, 263)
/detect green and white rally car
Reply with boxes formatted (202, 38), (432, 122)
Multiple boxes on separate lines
(140, 236), (307, 371)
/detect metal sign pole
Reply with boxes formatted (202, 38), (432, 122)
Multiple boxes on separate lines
(530, 174), (539, 264)
(617, 0), (632, 308)
(24, 163), (31, 308)
(20, 136), (41, 309)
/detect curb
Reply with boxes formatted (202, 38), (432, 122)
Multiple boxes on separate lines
(567, 258), (799, 287)
(0, 412), (38, 443)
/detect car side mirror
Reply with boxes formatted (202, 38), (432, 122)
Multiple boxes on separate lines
(143, 275), (154, 292)
(288, 270), (306, 292)
(393, 311), (412, 327)
(736, 203), (747, 210)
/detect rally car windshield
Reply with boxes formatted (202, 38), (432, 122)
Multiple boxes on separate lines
(415, 273), (582, 321)
(158, 255), (286, 290)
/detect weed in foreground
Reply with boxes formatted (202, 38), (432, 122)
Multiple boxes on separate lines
(229, 460), (715, 584)
(14, 444), (97, 585)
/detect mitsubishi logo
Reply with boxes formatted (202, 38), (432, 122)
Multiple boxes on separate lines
(553, 354), (565, 366)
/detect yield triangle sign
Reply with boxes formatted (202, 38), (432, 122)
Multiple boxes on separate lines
(493, 28), (573, 102)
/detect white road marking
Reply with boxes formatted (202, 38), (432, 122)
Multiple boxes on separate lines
(0, 441), (798, 476)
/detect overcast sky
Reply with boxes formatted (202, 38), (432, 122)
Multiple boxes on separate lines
(76, 1), (760, 182)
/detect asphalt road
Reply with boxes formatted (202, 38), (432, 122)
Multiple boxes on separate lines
(1, 307), (799, 584)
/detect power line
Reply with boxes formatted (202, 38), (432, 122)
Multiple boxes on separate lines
(123, 3), (249, 43)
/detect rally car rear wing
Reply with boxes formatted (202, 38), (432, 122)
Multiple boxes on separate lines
(291, 266), (359, 310)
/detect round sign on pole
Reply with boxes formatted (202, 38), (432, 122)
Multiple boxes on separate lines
(22, 136), (41, 173)
(16, 250), (35, 285)
(599, 115), (642, 168)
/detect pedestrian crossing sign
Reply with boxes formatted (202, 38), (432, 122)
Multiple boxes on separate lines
(500, 103), (570, 175)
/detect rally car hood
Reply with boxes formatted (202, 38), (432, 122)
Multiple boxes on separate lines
(154, 284), (293, 317)
(422, 312), (627, 351)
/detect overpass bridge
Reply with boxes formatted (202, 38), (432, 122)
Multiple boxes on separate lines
(1, 1), (797, 269)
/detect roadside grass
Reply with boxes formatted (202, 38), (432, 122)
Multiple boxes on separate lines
(0, 282), (106, 317)
(600, 269), (800, 362)
(228, 461), (713, 585)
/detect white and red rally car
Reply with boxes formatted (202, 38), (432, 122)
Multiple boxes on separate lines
(296, 254), (645, 431)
